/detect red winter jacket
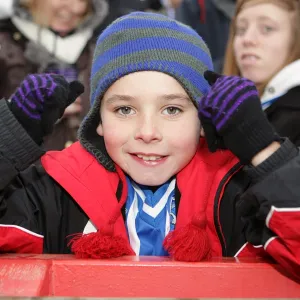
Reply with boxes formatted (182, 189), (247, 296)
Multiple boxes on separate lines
(0, 140), (299, 280)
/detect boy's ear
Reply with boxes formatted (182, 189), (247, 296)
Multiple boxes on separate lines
(96, 123), (104, 136)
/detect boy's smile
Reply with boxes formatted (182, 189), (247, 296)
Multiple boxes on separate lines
(97, 71), (201, 186)
(130, 152), (168, 166)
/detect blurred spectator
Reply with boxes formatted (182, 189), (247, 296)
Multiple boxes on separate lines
(0, 0), (108, 150)
(175, 0), (236, 72)
(160, 0), (178, 18)
(223, 0), (300, 145)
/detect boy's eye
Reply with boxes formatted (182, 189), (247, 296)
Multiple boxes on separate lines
(162, 106), (182, 116)
(116, 106), (135, 115)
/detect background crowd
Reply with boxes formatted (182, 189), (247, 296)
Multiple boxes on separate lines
(0, 0), (299, 149)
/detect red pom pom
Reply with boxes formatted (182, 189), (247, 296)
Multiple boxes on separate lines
(163, 215), (211, 262)
(68, 232), (135, 259)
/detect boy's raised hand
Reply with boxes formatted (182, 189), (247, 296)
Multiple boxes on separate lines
(8, 74), (84, 145)
(198, 71), (278, 164)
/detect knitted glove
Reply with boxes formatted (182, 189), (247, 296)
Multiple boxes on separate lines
(9, 74), (84, 145)
(198, 71), (278, 164)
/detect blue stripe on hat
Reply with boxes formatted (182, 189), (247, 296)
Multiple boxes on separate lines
(91, 37), (212, 78)
(91, 60), (212, 104)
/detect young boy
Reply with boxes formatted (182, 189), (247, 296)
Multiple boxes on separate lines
(0, 12), (299, 280)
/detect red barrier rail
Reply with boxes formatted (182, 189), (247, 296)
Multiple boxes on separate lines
(0, 254), (299, 297)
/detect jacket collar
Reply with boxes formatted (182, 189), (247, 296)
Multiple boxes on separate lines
(12, 16), (92, 64)
(12, 0), (108, 32)
(11, 0), (109, 64)
(261, 59), (300, 103)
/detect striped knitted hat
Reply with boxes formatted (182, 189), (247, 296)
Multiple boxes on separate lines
(78, 12), (213, 171)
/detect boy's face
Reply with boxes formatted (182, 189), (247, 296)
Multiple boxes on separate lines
(97, 71), (201, 186)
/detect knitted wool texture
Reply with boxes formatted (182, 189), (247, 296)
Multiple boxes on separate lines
(78, 11), (214, 171)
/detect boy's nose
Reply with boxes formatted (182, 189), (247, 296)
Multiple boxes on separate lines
(134, 117), (162, 143)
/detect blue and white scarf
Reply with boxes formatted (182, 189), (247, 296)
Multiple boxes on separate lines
(125, 177), (176, 256)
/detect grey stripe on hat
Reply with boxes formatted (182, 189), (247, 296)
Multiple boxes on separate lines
(113, 13), (181, 23)
(91, 50), (209, 100)
(94, 27), (210, 59)
(112, 14), (198, 34)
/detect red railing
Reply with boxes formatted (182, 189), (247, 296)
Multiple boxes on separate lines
(0, 254), (299, 297)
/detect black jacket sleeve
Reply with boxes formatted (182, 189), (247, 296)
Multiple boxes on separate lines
(0, 100), (88, 254)
(0, 100), (44, 189)
(238, 139), (300, 280)
(0, 162), (87, 254)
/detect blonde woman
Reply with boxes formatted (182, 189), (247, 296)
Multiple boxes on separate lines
(0, 0), (108, 150)
(223, 0), (300, 145)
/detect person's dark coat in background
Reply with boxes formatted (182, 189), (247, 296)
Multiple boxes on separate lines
(260, 60), (300, 146)
(0, 0), (109, 150)
(175, 0), (236, 72)
(95, 0), (163, 35)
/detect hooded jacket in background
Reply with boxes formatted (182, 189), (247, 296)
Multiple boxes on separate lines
(0, 0), (108, 150)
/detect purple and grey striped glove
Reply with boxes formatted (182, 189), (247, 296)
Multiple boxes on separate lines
(199, 71), (278, 164)
(9, 74), (84, 145)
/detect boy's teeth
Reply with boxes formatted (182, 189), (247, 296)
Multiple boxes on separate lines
(136, 154), (162, 161)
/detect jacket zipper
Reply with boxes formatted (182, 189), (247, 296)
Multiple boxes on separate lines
(213, 162), (242, 256)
